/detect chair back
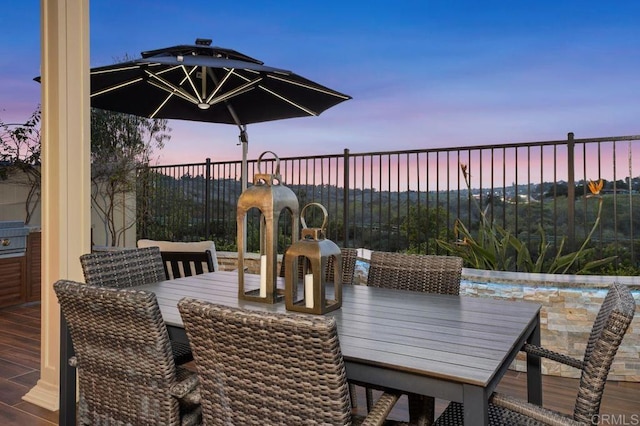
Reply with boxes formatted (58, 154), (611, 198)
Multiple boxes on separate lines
(161, 250), (215, 280)
(178, 299), (352, 425)
(573, 282), (636, 423)
(326, 247), (358, 285)
(53, 280), (182, 425)
(367, 252), (463, 295)
(138, 239), (219, 271)
(80, 247), (165, 288)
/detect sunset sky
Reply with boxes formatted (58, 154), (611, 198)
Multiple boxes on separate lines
(2, 1), (639, 166)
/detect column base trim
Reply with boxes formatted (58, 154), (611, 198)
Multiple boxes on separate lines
(23, 379), (60, 411)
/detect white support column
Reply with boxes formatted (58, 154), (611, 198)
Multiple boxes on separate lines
(22, 0), (91, 410)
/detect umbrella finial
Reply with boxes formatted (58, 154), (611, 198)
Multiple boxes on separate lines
(195, 38), (212, 46)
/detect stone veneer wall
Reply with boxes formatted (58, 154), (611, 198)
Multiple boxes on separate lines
(462, 269), (639, 382)
(217, 251), (639, 381)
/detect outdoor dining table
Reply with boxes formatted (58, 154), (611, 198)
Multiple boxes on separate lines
(58, 271), (542, 426)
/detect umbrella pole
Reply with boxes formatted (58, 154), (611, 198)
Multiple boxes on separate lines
(239, 127), (248, 192)
(239, 127), (248, 255)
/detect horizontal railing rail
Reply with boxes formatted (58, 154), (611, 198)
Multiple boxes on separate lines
(137, 133), (640, 273)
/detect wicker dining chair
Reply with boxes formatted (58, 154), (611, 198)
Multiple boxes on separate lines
(80, 247), (193, 365)
(161, 250), (216, 280)
(279, 247), (361, 408)
(434, 282), (636, 426)
(137, 238), (219, 272)
(178, 298), (403, 426)
(367, 251), (463, 295)
(80, 247), (166, 288)
(53, 280), (201, 426)
(365, 252), (464, 425)
(326, 247), (358, 285)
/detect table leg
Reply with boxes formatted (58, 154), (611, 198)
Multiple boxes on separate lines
(59, 313), (76, 426)
(463, 384), (488, 425)
(526, 312), (542, 406)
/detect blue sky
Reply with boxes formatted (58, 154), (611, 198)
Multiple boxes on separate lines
(1, 1), (639, 164)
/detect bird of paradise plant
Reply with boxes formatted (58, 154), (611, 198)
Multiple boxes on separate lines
(437, 166), (616, 274)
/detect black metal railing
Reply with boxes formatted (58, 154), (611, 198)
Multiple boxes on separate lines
(137, 133), (640, 272)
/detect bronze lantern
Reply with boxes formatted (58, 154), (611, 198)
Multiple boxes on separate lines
(237, 151), (299, 303)
(284, 203), (342, 314)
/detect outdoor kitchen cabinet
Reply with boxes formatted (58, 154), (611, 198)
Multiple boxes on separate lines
(0, 255), (27, 308)
(26, 231), (41, 302)
(0, 223), (41, 308)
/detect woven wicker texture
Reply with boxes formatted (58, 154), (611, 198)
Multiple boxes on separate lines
(53, 280), (201, 425)
(365, 252), (463, 425)
(279, 247), (360, 408)
(80, 247), (166, 288)
(326, 248), (358, 285)
(80, 247), (193, 365)
(434, 282), (636, 426)
(367, 252), (463, 294)
(178, 299), (401, 426)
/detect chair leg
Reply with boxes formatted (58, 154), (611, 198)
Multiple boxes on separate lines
(408, 393), (435, 426)
(366, 387), (374, 412)
(349, 383), (358, 409)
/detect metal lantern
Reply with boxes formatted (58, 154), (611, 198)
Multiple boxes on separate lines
(284, 203), (342, 314)
(237, 151), (299, 303)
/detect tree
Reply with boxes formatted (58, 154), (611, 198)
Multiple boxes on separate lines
(0, 106), (41, 224)
(401, 204), (452, 254)
(91, 108), (171, 246)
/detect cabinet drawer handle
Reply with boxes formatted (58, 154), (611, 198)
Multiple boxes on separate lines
(1, 239), (10, 246)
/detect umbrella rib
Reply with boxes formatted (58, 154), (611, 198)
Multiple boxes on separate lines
(91, 77), (144, 98)
(145, 69), (200, 104)
(181, 65), (205, 104)
(225, 68), (324, 114)
(147, 68), (200, 118)
(267, 74), (351, 99)
(205, 77), (262, 106)
(91, 64), (144, 74)
(147, 79), (197, 104)
(149, 84), (176, 118)
(257, 85), (318, 116)
(204, 68), (233, 104)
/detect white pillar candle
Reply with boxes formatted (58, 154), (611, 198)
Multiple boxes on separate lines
(260, 255), (267, 297)
(305, 273), (314, 308)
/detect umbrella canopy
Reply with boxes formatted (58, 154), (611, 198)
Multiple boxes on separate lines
(91, 41), (351, 125)
(89, 39), (352, 190)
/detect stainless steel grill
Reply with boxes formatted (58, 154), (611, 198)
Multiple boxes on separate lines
(0, 221), (30, 257)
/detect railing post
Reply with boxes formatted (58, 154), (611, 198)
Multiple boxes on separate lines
(567, 133), (575, 251)
(205, 158), (211, 238)
(343, 149), (350, 248)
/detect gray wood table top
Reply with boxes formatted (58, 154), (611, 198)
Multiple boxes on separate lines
(137, 271), (541, 392)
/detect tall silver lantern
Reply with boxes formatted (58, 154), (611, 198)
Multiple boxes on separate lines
(237, 151), (299, 303)
(284, 203), (342, 314)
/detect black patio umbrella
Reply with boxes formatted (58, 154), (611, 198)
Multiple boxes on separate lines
(89, 38), (352, 190)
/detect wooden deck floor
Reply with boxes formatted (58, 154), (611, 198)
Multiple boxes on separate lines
(1, 302), (638, 425)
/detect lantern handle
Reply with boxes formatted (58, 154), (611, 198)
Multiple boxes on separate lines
(300, 202), (328, 231)
(257, 151), (281, 176)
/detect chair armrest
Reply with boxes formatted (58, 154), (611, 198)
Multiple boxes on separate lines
(491, 392), (584, 426)
(170, 367), (200, 406)
(523, 343), (584, 370)
(358, 391), (401, 426)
